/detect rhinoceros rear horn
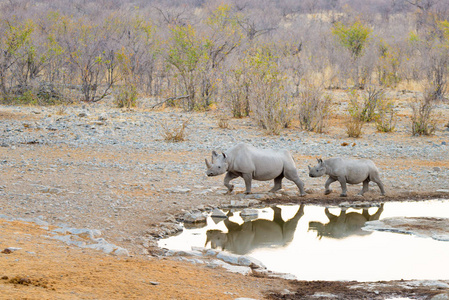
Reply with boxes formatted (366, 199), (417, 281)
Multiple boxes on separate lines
(205, 158), (211, 168)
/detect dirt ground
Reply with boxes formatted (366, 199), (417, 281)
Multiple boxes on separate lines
(1, 93), (449, 299)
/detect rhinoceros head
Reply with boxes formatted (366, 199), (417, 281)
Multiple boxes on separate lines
(308, 158), (326, 177)
(205, 150), (228, 176)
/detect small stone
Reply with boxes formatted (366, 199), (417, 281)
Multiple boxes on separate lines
(433, 167), (441, 172)
(240, 209), (258, 217)
(211, 208), (227, 218)
(149, 281), (160, 285)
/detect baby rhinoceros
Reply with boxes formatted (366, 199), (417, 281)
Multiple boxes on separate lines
(308, 158), (386, 197)
(205, 143), (306, 196)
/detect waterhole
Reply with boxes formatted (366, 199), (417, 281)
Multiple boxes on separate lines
(159, 200), (449, 281)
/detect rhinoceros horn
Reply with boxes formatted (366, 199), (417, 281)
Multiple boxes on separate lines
(205, 158), (211, 168)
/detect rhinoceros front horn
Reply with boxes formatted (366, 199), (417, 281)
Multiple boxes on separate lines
(205, 158), (211, 169)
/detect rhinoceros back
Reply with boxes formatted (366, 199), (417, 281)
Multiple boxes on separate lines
(226, 143), (290, 181)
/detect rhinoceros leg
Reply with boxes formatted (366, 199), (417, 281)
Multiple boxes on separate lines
(370, 173), (386, 196)
(242, 173), (253, 194)
(270, 174), (284, 192)
(337, 176), (348, 197)
(283, 169), (306, 196)
(224, 172), (239, 193)
(324, 177), (337, 195)
(359, 178), (370, 195)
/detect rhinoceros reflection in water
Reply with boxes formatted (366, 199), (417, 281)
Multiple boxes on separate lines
(309, 204), (384, 239)
(205, 205), (304, 255)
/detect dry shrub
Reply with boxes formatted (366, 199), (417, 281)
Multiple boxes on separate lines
(375, 99), (397, 132)
(160, 119), (189, 142)
(361, 86), (385, 122)
(346, 116), (364, 137)
(217, 115), (230, 129)
(297, 83), (332, 133)
(114, 85), (138, 109)
(410, 89), (437, 136)
(346, 92), (365, 137)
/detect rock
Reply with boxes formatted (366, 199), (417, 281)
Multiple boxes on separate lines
(433, 167), (442, 172)
(78, 112), (88, 117)
(228, 200), (250, 208)
(164, 187), (191, 194)
(240, 209), (258, 217)
(238, 256), (266, 269)
(174, 250), (203, 257)
(217, 252), (240, 265)
(432, 293), (449, 300)
(205, 249), (219, 256)
(207, 259), (252, 275)
(183, 211), (207, 223)
(211, 208), (227, 218)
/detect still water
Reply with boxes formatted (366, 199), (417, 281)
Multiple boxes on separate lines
(159, 200), (449, 281)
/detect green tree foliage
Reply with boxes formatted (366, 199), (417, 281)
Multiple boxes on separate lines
(0, 17), (34, 101)
(332, 21), (372, 59)
(166, 24), (208, 110)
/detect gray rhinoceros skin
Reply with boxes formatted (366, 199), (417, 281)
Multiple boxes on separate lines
(308, 157), (386, 197)
(205, 143), (306, 196)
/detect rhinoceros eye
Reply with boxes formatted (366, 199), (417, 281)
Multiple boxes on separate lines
(218, 166), (221, 169)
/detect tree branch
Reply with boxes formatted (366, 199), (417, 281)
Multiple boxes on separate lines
(151, 95), (190, 109)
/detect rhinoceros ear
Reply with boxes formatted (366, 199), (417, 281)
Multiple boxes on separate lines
(205, 158), (211, 168)
(308, 165), (311, 171)
(212, 150), (219, 157)
(317, 158), (323, 164)
(222, 152), (227, 160)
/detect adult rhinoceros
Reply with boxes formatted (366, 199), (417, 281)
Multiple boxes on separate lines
(205, 143), (306, 196)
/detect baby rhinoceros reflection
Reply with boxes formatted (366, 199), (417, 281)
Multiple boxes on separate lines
(309, 204), (384, 239)
(205, 205), (304, 255)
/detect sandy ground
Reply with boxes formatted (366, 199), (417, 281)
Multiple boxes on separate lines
(1, 92), (449, 299)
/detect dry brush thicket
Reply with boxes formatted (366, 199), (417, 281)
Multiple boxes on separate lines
(0, 0), (448, 135)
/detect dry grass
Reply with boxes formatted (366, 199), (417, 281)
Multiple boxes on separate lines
(217, 115), (230, 129)
(160, 119), (189, 142)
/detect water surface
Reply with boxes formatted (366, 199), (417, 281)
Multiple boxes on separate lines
(159, 200), (449, 281)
